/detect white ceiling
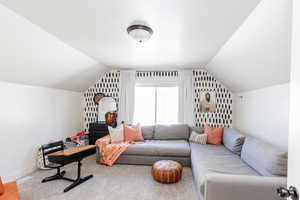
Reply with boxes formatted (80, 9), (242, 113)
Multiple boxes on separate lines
(206, 0), (292, 92)
(0, 0), (261, 69)
(0, 4), (108, 92)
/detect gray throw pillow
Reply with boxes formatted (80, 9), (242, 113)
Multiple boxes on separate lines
(241, 137), (288, 176)
(223, 128), (245, 155)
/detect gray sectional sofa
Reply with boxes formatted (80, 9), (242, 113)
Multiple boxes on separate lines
(96, 124), (288, 200)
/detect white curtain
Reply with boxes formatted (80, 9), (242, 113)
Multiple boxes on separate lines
(178, 70), (194, 126)
(118, 70), (136, 125)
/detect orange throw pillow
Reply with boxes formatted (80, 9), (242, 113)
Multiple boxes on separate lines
(124, 124), (144, 142)
(0, 177), (5, 195)
(204, 125), (224, 145)
(1, 182), (20, 199)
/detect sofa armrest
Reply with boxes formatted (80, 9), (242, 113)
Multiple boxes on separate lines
(204, 173), (286, 200)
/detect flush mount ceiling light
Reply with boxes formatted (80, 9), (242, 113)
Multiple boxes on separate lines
(127, 24), (153, 43)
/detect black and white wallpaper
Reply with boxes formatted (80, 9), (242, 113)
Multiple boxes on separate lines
(83, 71), (120, 132)
(83, 69), (233, 131)
(193, 70), (233, 128)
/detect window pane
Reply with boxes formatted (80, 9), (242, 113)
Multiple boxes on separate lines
(156, 87), (178, 124)
(133, 87), (155, 125)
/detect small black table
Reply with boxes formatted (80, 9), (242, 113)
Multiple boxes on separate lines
(47, 145), (96, 192)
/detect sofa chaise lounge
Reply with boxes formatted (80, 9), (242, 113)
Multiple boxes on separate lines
(96, 124), (287, 200)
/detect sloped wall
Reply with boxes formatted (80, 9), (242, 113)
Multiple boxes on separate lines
(83, 69), (233, 132)
(234, 83), (289, 150)
(206, 0), (291, 92)
(0, 4), (107, 92)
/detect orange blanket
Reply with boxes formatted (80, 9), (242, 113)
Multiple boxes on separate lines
(96, 135), (130, 166)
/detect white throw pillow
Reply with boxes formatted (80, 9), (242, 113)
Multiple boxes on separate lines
(189, 131), (207, 144)
(108, 125), (124, 143)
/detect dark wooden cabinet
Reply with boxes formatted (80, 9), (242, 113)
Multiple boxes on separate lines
(88, 123), (110, 144)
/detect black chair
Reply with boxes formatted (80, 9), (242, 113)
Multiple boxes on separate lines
(41, 141), (74, 183)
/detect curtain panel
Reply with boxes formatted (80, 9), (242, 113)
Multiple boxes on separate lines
(118, 71), (136, 124)
(178, 70), (194, 126)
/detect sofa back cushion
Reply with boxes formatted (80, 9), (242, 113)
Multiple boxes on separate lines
(241, 137), (288, 176)
(154, 124), (189, 140)
(141, 125), (155, 139)
(223, 128), (245, 155)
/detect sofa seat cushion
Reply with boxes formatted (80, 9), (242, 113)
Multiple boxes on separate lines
(123, 140), (190, 157)
(190, 143), (259, 196)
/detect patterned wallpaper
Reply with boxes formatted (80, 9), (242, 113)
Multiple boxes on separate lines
(193, 70), (233, 128)
(83, 69), (233, 131)
(83, 71), (120, 132)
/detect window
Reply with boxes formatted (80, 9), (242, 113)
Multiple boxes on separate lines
(133, 86), (179, 125)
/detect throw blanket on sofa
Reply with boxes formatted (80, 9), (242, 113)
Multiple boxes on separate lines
(96, 135), (130, 166)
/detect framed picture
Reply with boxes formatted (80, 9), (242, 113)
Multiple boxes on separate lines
(200, 91), (216, 112)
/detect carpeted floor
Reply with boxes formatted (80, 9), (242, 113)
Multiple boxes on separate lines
(18, 156), (198, 200)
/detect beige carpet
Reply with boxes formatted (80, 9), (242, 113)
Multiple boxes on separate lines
(18, 156), (198, 200)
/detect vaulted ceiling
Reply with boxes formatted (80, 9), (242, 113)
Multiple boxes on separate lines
(0, 0), (261, 69)
(0, 0), (291, 92)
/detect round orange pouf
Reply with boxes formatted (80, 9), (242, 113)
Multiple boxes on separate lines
(152, 160), (183, 184)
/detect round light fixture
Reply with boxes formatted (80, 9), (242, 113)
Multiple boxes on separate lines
(127, 24), (153, 43)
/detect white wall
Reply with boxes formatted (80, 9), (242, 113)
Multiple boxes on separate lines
(234, 83), (289, 150)
(0, 81), (83, 182)
(288, 0), (300, 188)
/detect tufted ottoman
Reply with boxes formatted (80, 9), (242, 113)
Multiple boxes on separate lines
(151, 160), (183, 184)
